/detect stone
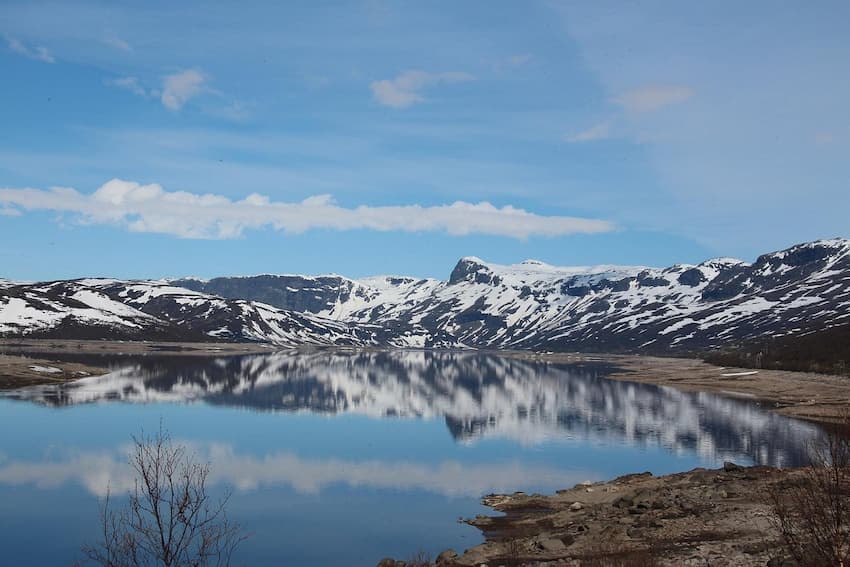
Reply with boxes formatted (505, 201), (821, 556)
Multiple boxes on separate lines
(569, 501), (583, 511)
(376, 559), (397, 567)
(767, 558), (797, 567)
(723, 461), (743, 472)
(613, 496), (634, 508)
(436, 548), (458, 565)
(537, 538), (566, 552)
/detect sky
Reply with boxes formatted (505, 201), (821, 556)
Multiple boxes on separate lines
(1, 1), (848, 281)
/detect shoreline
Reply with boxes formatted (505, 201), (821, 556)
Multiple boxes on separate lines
(0, 338), (279, 356)
(0, 339), (278, 389)
(505, 350), (850, 427)
(2, 341), (848, 428)
(0, 353), (109, 389)
(606, 355), (850, 425)
(410, 351), (849, 566)
(421, 463), (797, 567)
(0, 340), (843, 565)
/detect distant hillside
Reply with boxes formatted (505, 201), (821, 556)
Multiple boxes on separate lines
(704, 324), (850, 376)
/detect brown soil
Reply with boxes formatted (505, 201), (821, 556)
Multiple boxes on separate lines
(447, 463), (794, 566)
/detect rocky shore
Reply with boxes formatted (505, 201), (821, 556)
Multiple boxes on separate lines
(380, 463), (801, 567)
(0, 353), (107, 389)
(0, 339), (276, 389)
(380, 352), (850, 567)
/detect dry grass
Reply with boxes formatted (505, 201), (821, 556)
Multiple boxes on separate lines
(578, 547), (661, 567)
(403, 550), (432, 566)
(770, 419), (850, 566)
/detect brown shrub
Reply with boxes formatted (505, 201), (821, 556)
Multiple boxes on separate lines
(769, 421), (850, 566)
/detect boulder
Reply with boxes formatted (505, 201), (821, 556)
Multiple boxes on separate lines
(536, 538), (566, 552)
(613, 496), (634, 509)
(436, 548), (458, 565)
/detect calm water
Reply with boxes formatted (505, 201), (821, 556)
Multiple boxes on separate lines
(0, 350), (821, 566)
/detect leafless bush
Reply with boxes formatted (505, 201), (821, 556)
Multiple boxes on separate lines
(769, 421), (850, 566)
(82, 425), (246, 567)
(579, 537), (660, 567)
(404, 550), (432, 566)
(506, 537), (522, 562)
(578, 549), (660, 567)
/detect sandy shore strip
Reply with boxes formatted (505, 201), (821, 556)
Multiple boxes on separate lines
(0, 338), (278, 356)
(0, 353), (109, 389)
(604, 354), (850, 425)
(0, 339), (280, 389)
(502, 351), (850, 426)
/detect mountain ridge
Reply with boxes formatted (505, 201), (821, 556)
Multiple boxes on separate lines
(2, 237), (849, 353)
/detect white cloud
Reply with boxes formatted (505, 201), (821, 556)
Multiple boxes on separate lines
(565, 120), (613, 143)
(161, 69), (207, 111)
(613, 85), (693, 113)
(104, 36), (131, 51)
(370, 70), (474, 108)
(0, 179), (615, 240)
(106, 76), (146, 97)
(5, 36), (54, 63)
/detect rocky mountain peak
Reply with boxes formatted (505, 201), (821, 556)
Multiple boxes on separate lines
(448, 257), (500, 286)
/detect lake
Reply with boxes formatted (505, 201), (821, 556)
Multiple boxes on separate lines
(0, 350), (821, 566)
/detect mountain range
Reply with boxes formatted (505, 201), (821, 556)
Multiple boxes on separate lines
(2, 238), (849, 353)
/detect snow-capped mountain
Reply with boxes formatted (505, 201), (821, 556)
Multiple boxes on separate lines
(0, 278), (379, 347)
(173, 238), (850, 351)
(2, 238), (849, 351)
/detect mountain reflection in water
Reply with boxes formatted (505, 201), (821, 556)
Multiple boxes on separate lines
(7, 350), (820, 468)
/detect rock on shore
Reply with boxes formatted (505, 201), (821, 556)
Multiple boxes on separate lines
(381, 464), (801, 567)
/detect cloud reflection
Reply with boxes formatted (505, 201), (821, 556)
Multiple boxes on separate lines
(0, 443), (583, 499)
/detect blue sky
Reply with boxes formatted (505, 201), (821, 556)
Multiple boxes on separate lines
(1, 1), (848, 280)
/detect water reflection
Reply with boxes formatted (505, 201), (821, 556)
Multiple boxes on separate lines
(0, 443), (583, 499)
(6, 350), (820, 467)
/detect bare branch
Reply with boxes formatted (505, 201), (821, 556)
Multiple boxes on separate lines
(81, 424), (246, 567)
